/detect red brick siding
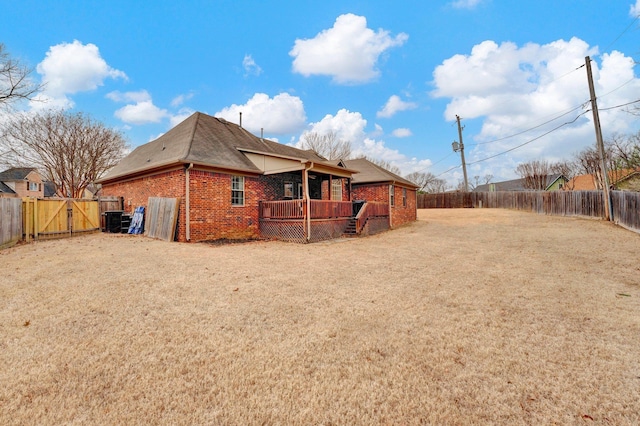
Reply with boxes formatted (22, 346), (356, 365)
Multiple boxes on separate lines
(352, 183), (416, 228)
(187, 170), (262, 241)
(101, 169), (187, 240)
(101, 168), (294, 242)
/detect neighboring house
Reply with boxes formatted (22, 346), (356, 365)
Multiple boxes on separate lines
(98, 112), (418, 242)
(43, 181), (59, 197)
(0, 167), (45, 198)
(566, 168), (640, 191)
(474, 174), (568, 192)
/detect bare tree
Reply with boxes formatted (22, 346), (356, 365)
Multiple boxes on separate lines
(361, 156), (402, 175)
(515, 160), (553, 190)
(300, 131), (351, 160)
(405, 171), (447, 193)
(0, 44), (42, 109)
(2, 110), (128, 197)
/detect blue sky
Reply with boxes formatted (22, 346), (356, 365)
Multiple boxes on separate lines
(2, 0), (640, 187)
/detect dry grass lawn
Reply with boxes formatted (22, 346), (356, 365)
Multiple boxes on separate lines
(1, 209), (639, 424)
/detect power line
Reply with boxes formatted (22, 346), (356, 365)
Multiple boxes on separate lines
(466, 110), (590, 166)
(468, 102), (588, 146)
(601, 15), (639, 54)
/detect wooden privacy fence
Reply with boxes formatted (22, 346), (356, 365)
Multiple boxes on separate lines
(22, 198), (101, 241)
(418, 190), (640, 233)
(1, 198), (22, 248)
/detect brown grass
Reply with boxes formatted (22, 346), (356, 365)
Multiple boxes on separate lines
(1, 209), (639, 424)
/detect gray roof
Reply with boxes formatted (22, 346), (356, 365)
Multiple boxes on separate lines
(43, 181), (57, 197)
(0, 181), (15, 193)
(0, 167), (37, 181)
(342, 158), (419, 189)
(100, 112), (328, 182)
(474, 174), (566, 192)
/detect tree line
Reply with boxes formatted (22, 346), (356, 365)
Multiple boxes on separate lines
(1, 44), (128, 198)
(515, 132), (640, 190)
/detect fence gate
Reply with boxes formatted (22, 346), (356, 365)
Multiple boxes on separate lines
(23, 198), (100, 241)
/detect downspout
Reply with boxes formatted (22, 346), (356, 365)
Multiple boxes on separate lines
(389, 181), (394, 229)
(304, 163), (313, 242)
(185, 163), (193, 241)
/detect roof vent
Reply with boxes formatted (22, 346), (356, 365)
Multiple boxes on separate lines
(239, 112), (242, 128)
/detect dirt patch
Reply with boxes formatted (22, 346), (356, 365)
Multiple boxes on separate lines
(1, 209), (639, 424)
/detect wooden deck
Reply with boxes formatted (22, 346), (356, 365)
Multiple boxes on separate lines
(259, 200), (389, 242)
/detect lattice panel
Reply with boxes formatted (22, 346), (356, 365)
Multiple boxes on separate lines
(309, 219), (349, 242)
(363, 217), (389, 236)
(259, 219), (306, 243)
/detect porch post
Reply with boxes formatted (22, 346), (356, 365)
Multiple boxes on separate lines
(304, 165), (312, 241)
(329, 175), (332, 200)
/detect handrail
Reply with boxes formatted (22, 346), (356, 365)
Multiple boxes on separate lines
(260, 199), (354, 220)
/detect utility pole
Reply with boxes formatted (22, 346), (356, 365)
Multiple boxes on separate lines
(452, 115), (469, 192)
(585, 56), (612, 221)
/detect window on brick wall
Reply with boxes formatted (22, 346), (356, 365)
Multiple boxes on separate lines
(231, 176), (244, 206)
(331, 179), (342, 201)
(390, 184), (395, 206)
(284, 182), (293, 198)
(28, 182), (38, 191)
(402, 188), (407, 207)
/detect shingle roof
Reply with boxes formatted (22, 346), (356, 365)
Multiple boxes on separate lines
(100, 112), (329, 182)
(342, 158), (419, 189)
(0, 181), (15, 193)
(474, 174), (565, 192)
(0, 167), (37, 181)
(567, 168), (640, 190)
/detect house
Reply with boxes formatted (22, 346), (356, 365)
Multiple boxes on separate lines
(98, 112), (418, 242)
(473, 174), (568, 192)
(0, 167), (45, 198)
(566, 168), (640, 191)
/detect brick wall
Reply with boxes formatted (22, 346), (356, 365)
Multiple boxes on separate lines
(187, 170), (264, 241)
(101, 168), (286, 242)
(101, 169), (187, 240)
(352, 183), (416, 228)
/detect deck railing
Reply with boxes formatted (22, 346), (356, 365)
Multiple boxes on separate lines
(260, 200), (304, 219)
(309, 200), (353, 219)
(355, 201), (389, 232)
(260, 200), (355, 220)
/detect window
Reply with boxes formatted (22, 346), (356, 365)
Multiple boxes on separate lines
(297, 183), (303, 199)
(28, 182), (39, 191)
(402, 188), (407, 207)
(284, 182), (293, 198)
(390, 184), (395, 206)
(331, 179), (342, 201)
(231, 176), (244, 206)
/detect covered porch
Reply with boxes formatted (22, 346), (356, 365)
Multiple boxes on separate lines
(259, 199), (389, 243)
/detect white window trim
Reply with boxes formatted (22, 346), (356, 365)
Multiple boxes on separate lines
(231, 176), (245, 206)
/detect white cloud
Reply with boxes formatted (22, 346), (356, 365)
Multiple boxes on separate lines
(169, 108), (195, 128)
(36, 40), (126, 106)
(450, 0), (484, 9)
(295, 109), (431, 176)
(630, 0), (640, 17)
(106, 90), (151, 103)
(215, 92), (306, 134)
(392, 128), (412, 138)
(377, 95), (418, 118)
(242, 54), (262, 77)
(114, 100), (168, 125)
(290, 13), (408, 84)
(170, 92), (194, 107)
(431, 37), (640, 183)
